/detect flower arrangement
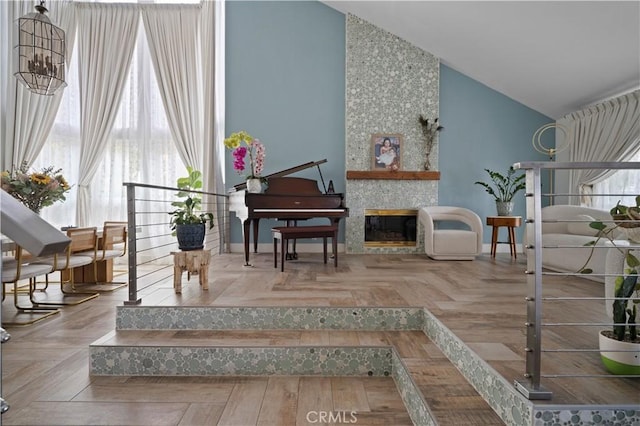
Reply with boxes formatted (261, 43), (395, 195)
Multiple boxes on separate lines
(1, 162), (71, 213)
(223, 130), (265, 180)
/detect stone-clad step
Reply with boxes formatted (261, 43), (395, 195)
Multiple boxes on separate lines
(108, 305), (534, 425)
(90, 330), (394, 377)
(89, 329), (421, 378)
(115, 305), (425, 330)
(89, 329), (504, 425)
(96, 305), (639, 425)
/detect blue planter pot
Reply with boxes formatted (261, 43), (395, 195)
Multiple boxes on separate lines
(176, 223), (205, 251)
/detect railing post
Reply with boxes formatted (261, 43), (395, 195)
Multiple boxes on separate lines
(515, 164), (552, 399)
(124, 183), (141, 305)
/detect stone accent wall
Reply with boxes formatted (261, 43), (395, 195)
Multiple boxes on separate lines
(345, 14), (440, 253)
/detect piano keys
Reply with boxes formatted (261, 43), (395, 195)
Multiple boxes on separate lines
(227, 160), (349, 266)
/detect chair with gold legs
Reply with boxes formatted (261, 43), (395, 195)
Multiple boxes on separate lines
(1, 245), (60, 326)
(34, 227), (100, 306)
(73, 221), (128, 292)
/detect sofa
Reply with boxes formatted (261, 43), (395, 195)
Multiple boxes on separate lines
(537, 205), (622, 283)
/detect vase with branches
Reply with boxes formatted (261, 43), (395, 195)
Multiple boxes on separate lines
(418, 115), (443, 171)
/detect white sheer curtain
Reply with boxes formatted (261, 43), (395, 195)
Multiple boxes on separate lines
(76, 3), (139, 226)
(201, 0), (226, 239)
(33, 0), (222, 241)
(556, 90), (640, 205)
(32, 44), (81, 228)
(592, 148), (640, 210)
(2, 0), (77, 171)
(35, 11), (183, 231)
(141, 4), (203, 171)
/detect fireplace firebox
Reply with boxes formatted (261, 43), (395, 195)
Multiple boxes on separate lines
(364, 209), (417, 247)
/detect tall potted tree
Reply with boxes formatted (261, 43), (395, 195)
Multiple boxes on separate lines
(169, 167), (214, 251)
(474, 167), (526, 216)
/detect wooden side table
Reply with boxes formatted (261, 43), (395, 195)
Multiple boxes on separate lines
(486, 216), (522, 258)
(171, 249), (211, 294)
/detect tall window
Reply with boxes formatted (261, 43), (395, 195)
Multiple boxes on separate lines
(591, 148), (640, 210)
(34, 23), (184, 228)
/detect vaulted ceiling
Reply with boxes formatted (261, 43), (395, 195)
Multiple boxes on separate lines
(324, 1), (640, 119)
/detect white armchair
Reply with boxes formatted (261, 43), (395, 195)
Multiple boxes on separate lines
(418, 206), (483, 260)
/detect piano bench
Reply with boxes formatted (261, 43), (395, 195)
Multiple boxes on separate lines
(272, 225), (338, 272)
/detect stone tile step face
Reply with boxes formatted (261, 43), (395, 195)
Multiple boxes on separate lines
(115, 305), (425, 330)
(90, 344), (394, 377)
(88, 329), (430, 377)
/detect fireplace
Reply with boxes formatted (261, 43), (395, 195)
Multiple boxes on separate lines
(364, 209), (417, 247)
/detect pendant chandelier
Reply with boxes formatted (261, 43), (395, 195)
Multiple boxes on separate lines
(14, 1), (66, 96)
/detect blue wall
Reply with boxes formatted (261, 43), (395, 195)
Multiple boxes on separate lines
(226, 2), (553, 245)
(439, 65), (552, 242)
(226, 1), (346, 243)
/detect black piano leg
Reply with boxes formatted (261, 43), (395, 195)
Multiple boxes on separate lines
(253, 219), (260, 253)
(243, 219), (252, 267)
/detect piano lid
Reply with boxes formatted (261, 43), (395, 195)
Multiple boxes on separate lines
(231, 159), (328, 192)
(263, 177), (322, 195)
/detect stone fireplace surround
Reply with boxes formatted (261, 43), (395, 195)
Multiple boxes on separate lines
(344, 14), (440, 254)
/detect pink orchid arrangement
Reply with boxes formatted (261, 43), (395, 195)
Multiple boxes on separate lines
(224, 131), (266, 179)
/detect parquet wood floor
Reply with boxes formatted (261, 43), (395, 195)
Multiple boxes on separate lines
(2, 252), (638, 425)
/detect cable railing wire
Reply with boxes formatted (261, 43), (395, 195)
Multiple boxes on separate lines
(123, 181), (230, 305)
(513, 161), (640, 400)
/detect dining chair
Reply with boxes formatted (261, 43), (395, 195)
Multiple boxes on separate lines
(1, 244), (60, 326)
(74, 221), (128, 292)
(34, 227), (100, 305)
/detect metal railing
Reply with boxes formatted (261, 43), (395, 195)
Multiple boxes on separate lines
(513, 161), (640, 400)
(122, 182), (231, 305)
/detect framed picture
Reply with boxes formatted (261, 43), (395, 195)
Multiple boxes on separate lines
(371, 133), (402, 171)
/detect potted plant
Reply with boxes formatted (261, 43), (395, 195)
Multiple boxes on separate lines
(474, 167), (526, 216)
(610, 196), (640, 243)
(169, 166), (214, 251)
(579, 197), (640, 374)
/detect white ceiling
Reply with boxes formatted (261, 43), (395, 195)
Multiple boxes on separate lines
(323, 1), (640, 119)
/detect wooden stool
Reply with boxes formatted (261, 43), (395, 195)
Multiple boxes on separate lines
(272, 226), (338, 272)
(171, 249), (211, 293)
(486, 216), (522, 258)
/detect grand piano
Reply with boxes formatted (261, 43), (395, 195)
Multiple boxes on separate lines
(228, 159), (349, 266)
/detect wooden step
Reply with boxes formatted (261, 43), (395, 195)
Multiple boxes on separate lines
(90, 328), (504, 425)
